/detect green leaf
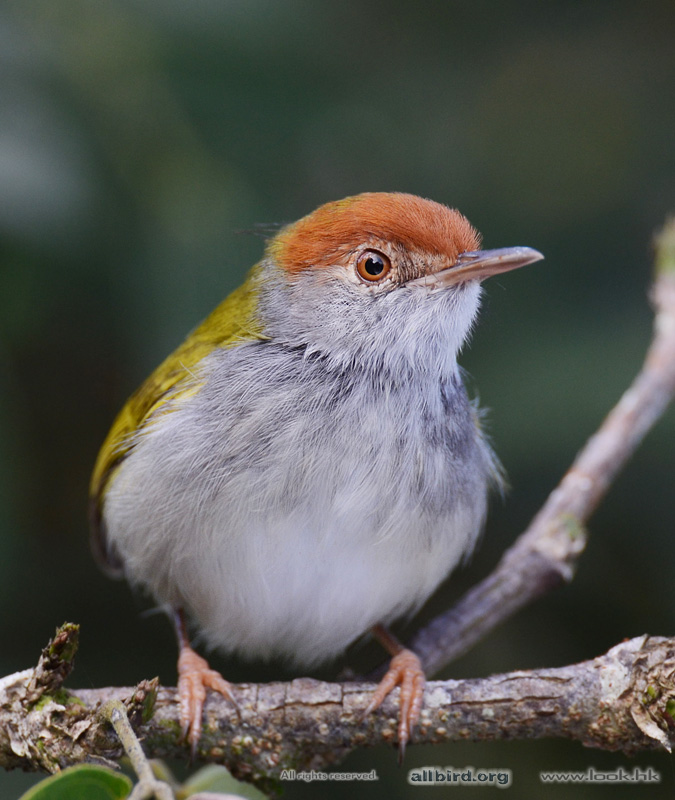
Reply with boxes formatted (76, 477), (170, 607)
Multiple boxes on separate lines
(18, 764), (132, 800)
(179, 764), (267, 800)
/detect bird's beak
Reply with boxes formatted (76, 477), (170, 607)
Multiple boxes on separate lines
(407, 246), (544, 289)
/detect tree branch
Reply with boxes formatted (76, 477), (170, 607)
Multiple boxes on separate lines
(2, 629), (675, 785)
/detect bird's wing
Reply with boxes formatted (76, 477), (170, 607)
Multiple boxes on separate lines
(89, 266), (266, 574)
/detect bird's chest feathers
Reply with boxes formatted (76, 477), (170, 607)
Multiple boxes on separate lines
(105, 345), (489, 662)
(109, 344), (486, 558)
(182, 346), (479, 532)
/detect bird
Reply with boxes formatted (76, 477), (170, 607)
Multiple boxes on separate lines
(89, 191), (542, 757)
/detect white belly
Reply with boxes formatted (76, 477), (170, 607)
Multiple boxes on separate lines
(103, 346), (492, 666)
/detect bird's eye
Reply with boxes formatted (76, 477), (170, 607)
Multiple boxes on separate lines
(356, 249), (392, 282)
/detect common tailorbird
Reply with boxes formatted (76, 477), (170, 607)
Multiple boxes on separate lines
(90, 192), (543, 755)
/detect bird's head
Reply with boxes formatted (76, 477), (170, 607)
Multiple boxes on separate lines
(258, 192), (543, 375)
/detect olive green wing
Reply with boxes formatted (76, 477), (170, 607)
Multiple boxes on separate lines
(89, 267), (266, 575)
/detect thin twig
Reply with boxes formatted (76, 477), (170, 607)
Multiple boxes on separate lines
(101, 700), (175, 800)
(407, 222), (675, 677)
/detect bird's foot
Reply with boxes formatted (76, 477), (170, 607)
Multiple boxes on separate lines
(177, 645), (240, 759)
(364, 648), (426, 761)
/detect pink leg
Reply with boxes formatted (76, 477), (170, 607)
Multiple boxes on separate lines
(364, 624), (426, 760)
(173, 608), (240, 758)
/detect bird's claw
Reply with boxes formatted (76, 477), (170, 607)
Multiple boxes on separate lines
(177, 646), (240, 759)
(363, 648), (426, 759)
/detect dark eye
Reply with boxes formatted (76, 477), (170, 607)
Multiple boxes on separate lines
(356, 249), (392, 282)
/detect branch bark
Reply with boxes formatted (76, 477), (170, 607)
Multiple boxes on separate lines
(2, 630), (675, 784)
(2, 218), (675, 785)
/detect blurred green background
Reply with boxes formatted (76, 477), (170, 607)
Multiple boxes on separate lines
(1, 0), (674, 797)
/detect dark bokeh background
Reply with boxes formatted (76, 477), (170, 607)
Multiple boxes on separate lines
(2, 1), (675, 797)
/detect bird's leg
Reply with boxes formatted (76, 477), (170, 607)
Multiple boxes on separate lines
(173, 607), (240, 758)
(363, 624), (426, 760)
